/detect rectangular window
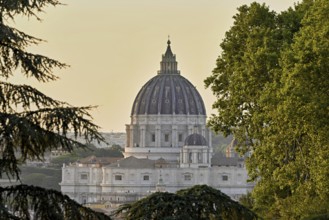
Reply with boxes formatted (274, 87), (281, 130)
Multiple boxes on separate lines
(184, 174), (192, 181)
(151, 134), (156, 142)
(222, 175), (228, 181)
(165, 134), (169, 142)
(143, 175), (149, 181)
(178, 134), (183, 142)
(198, 152), (202, 163)
(115, 175), (122, 181)
(80, 174), (88, 180)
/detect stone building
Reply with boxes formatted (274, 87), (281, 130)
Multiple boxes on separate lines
(60, 40), (253, 205)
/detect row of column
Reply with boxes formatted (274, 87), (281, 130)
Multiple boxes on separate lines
(127, 124), (207, 148)
(181, 149), (210, 164)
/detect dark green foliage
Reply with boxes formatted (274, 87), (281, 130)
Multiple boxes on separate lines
(205, 0), (329, 218)
(20, 166), (62, 190)
(238, 192), (254, 210)
(0, 185), (110, 220)
(116, 192), (187, 220)
(0, 0), (110, 219)
(0, 0), (62, 20)
(50, 144), (124, 167)
(302, 213), (329, 220)
(0, 106), (104, 179)
(114, 185), (258, 220)
(69, 144), (123, 158)
(0, 0), (105, 180)
(92, 145), (124, 158)
(51, 154), (81, 166)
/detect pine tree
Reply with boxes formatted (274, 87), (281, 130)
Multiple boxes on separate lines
(0, 1), (110, 219)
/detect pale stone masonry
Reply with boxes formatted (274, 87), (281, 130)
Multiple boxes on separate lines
(60, 40), (253, 205)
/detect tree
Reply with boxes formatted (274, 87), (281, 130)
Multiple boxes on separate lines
(93, 144), (124, 158)
(260, 0), (329, 217)
(20, 166), (62, 190)
(50, 144), (124, 167)
(114, 185), (258, 220)
(50, 154), (81, 167)
(0, 1), (110, 219)
(239, 192), (253, 211)
(0, 185), (109, 220)
(109, 144), (124, 153)
(205, 0), (329, 218)
(204, 2), (280, 151)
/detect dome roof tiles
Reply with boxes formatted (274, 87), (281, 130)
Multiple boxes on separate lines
(132, 74), (206, 115)
(131, 40), (206, 116)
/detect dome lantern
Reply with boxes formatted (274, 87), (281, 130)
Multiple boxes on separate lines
(159, 39), (179, 75)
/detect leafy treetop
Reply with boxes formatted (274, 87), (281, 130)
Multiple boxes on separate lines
(205, 0), (329, 218)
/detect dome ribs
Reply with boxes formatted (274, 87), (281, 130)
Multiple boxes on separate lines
(170, 75), (177, 114)
(131, 41), (206, 116)
(176, 76), (190, 115)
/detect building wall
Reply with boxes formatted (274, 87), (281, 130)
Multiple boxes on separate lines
(126, 115), (209, 148)
(125, 114), (211, 161)
(60, 163), (252, 204)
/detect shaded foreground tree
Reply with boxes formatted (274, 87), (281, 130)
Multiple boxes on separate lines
(205, 0), (329, 218)
(114, 185), (258, 220)
(0, 0), (110, 219)
(0, 185), (109, 219)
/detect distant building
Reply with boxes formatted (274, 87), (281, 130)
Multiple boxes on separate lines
(60, 40), (253, 206)
(226, 139), (240, 158)
(226, 138), (252, 158)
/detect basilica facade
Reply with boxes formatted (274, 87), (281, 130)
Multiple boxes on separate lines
(60, 40), (253, 205)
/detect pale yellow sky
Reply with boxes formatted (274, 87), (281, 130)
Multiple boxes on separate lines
(12, 0), (297, 132)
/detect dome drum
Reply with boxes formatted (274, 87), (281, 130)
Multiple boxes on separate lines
(125, 40), (211, 161)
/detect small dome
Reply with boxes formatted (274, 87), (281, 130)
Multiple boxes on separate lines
(185, 133), (207, 146)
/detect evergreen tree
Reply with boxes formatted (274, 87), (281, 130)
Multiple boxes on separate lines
(114, 185), (258, 220)
(205, 0), (329, 218)
(0, 0), (110, 219)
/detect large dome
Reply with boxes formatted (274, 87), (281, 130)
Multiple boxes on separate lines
(131, 40), (206, 116)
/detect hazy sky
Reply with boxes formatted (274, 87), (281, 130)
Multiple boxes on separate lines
(13, 0), (297, 132)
